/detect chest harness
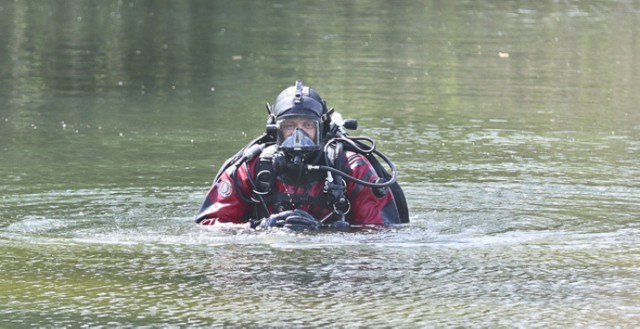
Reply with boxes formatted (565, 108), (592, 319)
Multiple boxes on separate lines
(220, 112), (409, 225)
(248, 143), (351, 224)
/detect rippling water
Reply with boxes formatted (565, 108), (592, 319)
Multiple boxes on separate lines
(1, 0), (640, 327)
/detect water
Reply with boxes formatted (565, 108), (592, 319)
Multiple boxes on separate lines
(1, 0), (639, 327)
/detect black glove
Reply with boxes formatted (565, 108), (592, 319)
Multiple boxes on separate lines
(255, 209), (320, 231)
(255, 210), (295, 229)
(282, 209), (321, 231)
(323, 220), (350, 230)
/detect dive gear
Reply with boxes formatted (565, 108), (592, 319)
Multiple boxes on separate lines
(195, 81), (409, 226)
(266, 81), (332, 143)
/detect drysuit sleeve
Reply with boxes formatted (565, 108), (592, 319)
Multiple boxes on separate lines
(345, 153), (394, 226)
(195, 159), (258, 225)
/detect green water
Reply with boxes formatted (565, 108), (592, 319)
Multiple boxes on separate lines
(1, 0), (639, 327)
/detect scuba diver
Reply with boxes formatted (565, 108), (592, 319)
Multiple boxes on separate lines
(195, 81), (409, 231)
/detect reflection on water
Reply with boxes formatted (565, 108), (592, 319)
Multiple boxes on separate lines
(2, 227), (639, 327)
(1, 0), (640, 327)
(2, 180), (639, 326)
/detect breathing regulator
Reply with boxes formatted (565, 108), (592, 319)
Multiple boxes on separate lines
(260, 81), (398, 192)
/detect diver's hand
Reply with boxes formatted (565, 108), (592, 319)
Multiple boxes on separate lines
(282, 209), (321, 231)
(323, 220), (350, 229)
(255, 210), (296, 229)
(255, 209), (320, 231)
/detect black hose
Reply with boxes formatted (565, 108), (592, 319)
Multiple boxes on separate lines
(317, 136), (398, 188)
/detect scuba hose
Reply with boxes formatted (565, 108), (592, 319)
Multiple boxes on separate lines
(309, 136), (398, 189)
(317, 111), (398, 189)
(227, 143), (271, 216)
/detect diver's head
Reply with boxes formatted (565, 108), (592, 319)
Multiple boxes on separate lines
(268, 81), (329, 160)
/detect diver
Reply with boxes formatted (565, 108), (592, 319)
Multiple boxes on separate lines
(195, 81), (409, 231)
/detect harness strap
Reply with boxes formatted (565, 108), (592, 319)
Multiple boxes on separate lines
(261, 192), (328, 206)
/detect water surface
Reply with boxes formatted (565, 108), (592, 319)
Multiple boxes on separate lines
(1, 1), (639, 327)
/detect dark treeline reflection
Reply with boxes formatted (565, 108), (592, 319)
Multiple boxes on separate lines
(0, 0), (638, 97)
(1, 0), (638, 130)
(2, 1), (218, 97)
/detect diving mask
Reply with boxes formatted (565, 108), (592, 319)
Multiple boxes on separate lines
(277, 116), (320, 153)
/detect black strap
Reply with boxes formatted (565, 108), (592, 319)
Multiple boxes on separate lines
(261, 192), (328, 206)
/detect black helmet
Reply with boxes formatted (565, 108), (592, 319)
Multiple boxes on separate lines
(267, 81), (330, 155)
(272, 81), (327, 120)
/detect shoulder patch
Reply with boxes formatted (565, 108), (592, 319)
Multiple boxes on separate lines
(218, 179), (233, 198)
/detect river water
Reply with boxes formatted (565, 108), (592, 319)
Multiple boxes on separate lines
(1, 1), (639, 327)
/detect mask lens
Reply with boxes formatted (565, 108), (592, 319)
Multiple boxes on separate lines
(281, 129), (315, 149)
(277, 116), (320, 152)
